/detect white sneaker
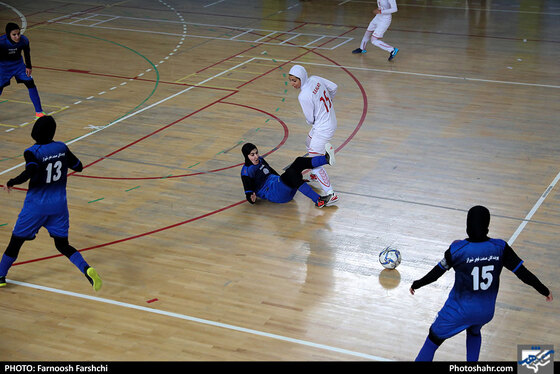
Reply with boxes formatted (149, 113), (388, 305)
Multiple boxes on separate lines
(325, 143), (335, 166)
(324, 192), (339, 206)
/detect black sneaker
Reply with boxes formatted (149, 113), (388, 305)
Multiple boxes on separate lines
(388, 48), (399, 61)
(352, 48), (366, 54)
(315, 195), (328, 208)
(0, 276), (6, 287)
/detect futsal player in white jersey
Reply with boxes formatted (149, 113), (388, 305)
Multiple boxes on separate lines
(289, 65), (339, 206)
(352, 0), (399, 61)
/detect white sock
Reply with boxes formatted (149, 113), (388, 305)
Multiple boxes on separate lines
(312, 166), (333, 194)
(361, 31), (373, 50)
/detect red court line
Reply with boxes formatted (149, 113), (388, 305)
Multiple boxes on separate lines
(11, 24), (369, 267)
(13, 200), (247, 266)
(74, 101), (289, 180)
(76, 91), (238, 172)
(34, 66), (236, 92)
(196, 23), (308, 75)
(236, 26), (358, 90)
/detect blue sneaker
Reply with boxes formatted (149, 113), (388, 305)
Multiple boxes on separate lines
(352, 48), (367, 54)
(388, 47), (399, 61)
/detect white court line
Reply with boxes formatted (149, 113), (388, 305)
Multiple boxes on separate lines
(204, 0), (227, 7)
(508, 171), (560, 245)
(263, 56), (560, 243)
(249, 56), (560, 89)
(0, 1), (27, 32)
(0, 57), (256, 177)
(6, 278), (389, 361)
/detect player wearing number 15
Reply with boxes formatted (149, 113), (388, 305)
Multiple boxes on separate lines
(289, 65), (339, 206)
(410, 206), (552, 361)
(0, 116), (102, 291)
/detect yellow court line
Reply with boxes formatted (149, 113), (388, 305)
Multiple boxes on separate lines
(1, 106), (69, 129)
(175, 72), (198, 83)
(191, 83), (238, 90)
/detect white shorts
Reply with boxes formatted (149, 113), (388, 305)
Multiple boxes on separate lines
(367, 15), (392, 39)
(306, 127), (334, 155)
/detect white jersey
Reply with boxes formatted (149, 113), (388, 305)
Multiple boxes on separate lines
(297, 75), (338, 135)
(376, 0), (397, 18)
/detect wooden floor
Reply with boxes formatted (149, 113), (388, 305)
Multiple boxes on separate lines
(1, 0), (558, 362)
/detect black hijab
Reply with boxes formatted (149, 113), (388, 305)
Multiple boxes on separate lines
(31, 115), (56, 145)
(466, 205), (490, 242)
(5, 23), (20, 43)
(241, 143), (257, 166)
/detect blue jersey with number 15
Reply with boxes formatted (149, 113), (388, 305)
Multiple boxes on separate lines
(439, 238), (523, 321)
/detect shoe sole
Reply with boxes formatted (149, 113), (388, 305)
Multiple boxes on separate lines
(325, 143), (335, 166)
(86, 267), (102, 291)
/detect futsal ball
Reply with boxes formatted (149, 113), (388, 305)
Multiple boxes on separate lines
(379, 247), (401, 269)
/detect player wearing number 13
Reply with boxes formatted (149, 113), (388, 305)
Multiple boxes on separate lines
(410, 206), (552, 361)
(289, 65), (339, 205)
(0, 116), (102, 291)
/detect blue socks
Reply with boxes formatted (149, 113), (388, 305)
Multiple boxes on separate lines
(415, 336), (439, 361)
(0, 254), (17, 277)
(28, 87), (43, 112)
(69, 252), (89, 274)
(298, 182), (320, 203)
(311, 155), (327, 168)
(466, 331), (482, 361)
(415, 332), (482, 361)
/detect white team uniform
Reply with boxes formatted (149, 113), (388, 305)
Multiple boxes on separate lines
(360, 0), (398, 52)
(289, 65), (338, 196)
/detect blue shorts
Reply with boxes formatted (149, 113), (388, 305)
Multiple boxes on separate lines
(257, 175), (297, 203)
(430, 300), (493, 339)
(12, 206), (70, 239)
(0, 60), (32, 87)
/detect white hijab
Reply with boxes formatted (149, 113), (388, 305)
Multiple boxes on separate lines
(289, 65), (308, 88)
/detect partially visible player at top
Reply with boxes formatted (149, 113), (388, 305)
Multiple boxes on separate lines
(410, 205), (553, 361)
(0, 22), (45, 118)
(352, 0), (399, 61)
(288, 65), (339, 206)
(241, 142), (336, 208)
(0, 115), (101, 291)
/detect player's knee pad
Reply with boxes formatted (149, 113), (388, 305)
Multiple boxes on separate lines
(5, 235), (26, 258)
(53, 237), (77, 258)
(19, 79), (36, 89)
(280, 168), (304, 189)
(290, 156), (312, 172)
(428, 328), (446, 346)
(466, 326), (481, 336)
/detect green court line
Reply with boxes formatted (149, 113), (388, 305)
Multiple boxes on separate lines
(2, 28), (160, 161)
(188, 162), (200, 169)
(125, 186), (141, 192)
(88, 198), (105, 203)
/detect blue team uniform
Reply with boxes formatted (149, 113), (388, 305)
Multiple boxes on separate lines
(12, 141), (80, 239)
(241, 157), (297, 203)
(0, 33), (32, 87)
(431, 238), (523, 339)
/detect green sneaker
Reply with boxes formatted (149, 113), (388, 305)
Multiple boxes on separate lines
(85, 267), (102, 291)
